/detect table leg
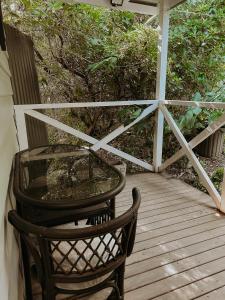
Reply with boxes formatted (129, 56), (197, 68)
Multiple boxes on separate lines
(110, 197), (115, 219)
(20, 237), (33, 300)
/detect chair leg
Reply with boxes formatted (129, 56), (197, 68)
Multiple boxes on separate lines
(110, 197), (115, 219)
(41, 280), (56, 300)
(42, 288), (55, 300)
(20, 238), (33, 300)
(117, 263), (125, 299)
(107, 285), (121, 300)
(114, 285), (122, 300)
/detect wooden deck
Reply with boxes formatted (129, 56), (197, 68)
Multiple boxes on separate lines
(119, 173), (225, 300)
(32, 172), (225, 300)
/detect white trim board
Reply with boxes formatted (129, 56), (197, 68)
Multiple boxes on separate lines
(63, 0), (187, 14)
(165, 100), (225, 109)
(14, 100), (158, 110)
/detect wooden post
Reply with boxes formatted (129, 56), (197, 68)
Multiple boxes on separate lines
(153, 0), (170, 172)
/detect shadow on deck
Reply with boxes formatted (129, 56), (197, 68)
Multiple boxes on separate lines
(120, 173), (225, 300)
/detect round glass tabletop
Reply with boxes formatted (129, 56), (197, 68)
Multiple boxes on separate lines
(14, 144), (125, 209)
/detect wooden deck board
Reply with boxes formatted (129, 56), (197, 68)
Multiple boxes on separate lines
(195, 285), (225, 300)
(125, 245), (225, 292)
(120, 173), (225, 299)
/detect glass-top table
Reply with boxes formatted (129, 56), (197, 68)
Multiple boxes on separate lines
(14, 144), (125, 224)
(13, 144), (126, 300)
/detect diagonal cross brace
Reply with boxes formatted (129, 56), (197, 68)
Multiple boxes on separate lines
(159, 112), (225, 172)
(91, 102), (158, 151)
(25, 109), (154, 171)
(160, 104), (222, 210)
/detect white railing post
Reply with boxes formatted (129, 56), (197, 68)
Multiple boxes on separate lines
(220, 169), (225, 212)
(14, 108), (28, 150)
(153, 0), (170, 172)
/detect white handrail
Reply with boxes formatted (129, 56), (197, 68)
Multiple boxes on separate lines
(164, 100), (225, 109)
(14, 100), (157, 110)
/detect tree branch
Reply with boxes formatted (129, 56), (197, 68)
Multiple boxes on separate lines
(34, 47), (52, 74)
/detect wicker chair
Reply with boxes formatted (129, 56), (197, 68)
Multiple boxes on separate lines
(8, 188), (141, 300)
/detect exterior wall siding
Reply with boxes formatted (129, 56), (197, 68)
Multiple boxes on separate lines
(0, 23), (49, 300)
(0, 51), (20, 300)
(4, 24), (48, 148)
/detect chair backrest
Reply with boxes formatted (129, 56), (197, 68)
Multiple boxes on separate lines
(8, 188), (141, 285)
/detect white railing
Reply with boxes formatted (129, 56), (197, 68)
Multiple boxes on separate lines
(14, 99), (225, 212)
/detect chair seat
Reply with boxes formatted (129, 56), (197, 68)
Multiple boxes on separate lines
(55, 283), (112, 300)
(56, 284), (112, 300)
(51, 223), (116, 299)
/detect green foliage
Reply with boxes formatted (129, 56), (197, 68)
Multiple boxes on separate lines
(177, 83), (225, 136)
(4, 0), (224, 105)
(211, 167), (224, 192)
(178, 105), (204, 136)
(168, 0), (225, 98)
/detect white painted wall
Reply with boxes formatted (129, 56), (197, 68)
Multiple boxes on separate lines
(0, 51), (20, 300)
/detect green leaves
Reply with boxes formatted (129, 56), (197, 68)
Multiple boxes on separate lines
(88, 56), (118, 72)
(21, 0), (32, 9)
(48, 1), (64, 11)
(177, 82), (225, 137)
(169, 0), (224, 99)
(130, 108), (142, 119)
(177, 105), (203, 136)
(211, 167), (224, 192)
(88, 37), (102, 46)
(193, 92), (202, 102)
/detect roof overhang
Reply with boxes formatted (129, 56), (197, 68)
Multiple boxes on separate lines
(64, 0), (186, 16)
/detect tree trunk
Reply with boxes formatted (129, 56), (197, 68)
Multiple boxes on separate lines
(195, 129), (225, 158)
